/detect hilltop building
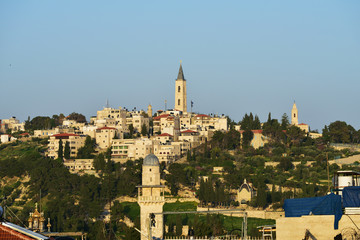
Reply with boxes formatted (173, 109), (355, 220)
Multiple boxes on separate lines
(0, 117), (25, 133)
(46, 133), (86, 159)
(137, 154), (165, 240)
(237, 179), (256, 204)
(291, 102), (298, 126)
(291, 102), (309, 133)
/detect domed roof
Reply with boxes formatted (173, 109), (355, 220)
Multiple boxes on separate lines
(143, 154), (160, 166)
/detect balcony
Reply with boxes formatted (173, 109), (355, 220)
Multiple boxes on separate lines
(138, 195), (165, 203)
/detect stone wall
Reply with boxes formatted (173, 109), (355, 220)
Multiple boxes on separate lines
(276, 214), (360, 240)
(196, 207), (284, 220)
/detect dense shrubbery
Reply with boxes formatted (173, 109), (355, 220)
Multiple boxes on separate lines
(0, 139), (142, 239)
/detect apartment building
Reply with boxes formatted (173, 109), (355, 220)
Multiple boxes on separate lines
(47, 133), (86, 159)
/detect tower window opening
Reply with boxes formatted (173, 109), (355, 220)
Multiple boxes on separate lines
(178, 86), (181, 92)
(178, 99), (180, 105)
(294, 114), (296, 117)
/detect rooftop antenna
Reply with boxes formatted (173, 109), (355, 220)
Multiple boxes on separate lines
(106, 99), (110, 108)
(165, 100), (167, 111)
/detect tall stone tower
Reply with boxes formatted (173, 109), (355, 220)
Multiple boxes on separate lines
(138, 154), (165, 240)
(291, 102), (298, 125)
(147, 104), (153, 118)
(175, 63), (187, 113)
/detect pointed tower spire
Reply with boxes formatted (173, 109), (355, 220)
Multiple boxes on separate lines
(175, 61), (187, 113)
(177, 61), (185, 80)
(291, 101), (298, 125)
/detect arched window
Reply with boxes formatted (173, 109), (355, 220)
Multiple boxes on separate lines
(178, 99), (180, 105)
(178, 86), (181, 92)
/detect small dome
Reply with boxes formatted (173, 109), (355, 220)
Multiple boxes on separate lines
(143, 154), (160, 166)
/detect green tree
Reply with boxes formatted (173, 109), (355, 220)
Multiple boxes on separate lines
(141, 123), (148, 136)
(58, 139), (63, 160)
(281, 113), (290, 130)
(242, 130), (254, 147)
(93, 153), (106, 172)
(76, 136), (95, 159)
(25, 116), (54, 130)
(129, 124), (134, 137)
(64, 141), (70, 159)
(262, 117), (284, 143)
(175, 214), (183, 236)
(67, 112), (86, 123)
(286, 125), (306, 146)
(240, 112), (261, 130)
(278, 157), (294, 171)
(226, 116), (236, 130)
(324, 121), (356, 143)
(255, 180), (267, 208)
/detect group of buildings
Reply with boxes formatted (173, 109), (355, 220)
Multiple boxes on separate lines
(236, 102), (322, 149)
(0, 64), (322, 171)
(0, 64), (228, 172)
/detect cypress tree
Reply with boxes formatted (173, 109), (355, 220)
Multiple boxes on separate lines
(141, 123), (147, 136)
(58, 139), (63, 160)
(271, 184), (276, 203)
(64, 141), (70, 159)
(175, 215), (183, 236)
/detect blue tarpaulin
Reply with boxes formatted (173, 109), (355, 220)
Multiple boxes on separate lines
(343, 186), (360, 207)
(283, 193), (342, 229)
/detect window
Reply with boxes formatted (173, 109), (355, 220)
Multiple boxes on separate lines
(178, 99), (180, 105)
(178, 86), (181, 92)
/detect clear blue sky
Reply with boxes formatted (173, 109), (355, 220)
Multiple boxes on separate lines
(1, 1), (359, 131)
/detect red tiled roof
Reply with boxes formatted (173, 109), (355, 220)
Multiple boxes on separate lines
(20, 133), (29, 136)
(0, 222), (48, 240)
(97, 126), (116, 130)
(158, 133), (173, 137)
(195, 114), (210, 118)
(153, 114), (170, 120)
(298, 123), (307, 125)
(53, 133), (79, 137)
(0, 224), (34, 240)
(181, 130), (197, 133)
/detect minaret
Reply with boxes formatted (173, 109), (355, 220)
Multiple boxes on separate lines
(291, 102), (298, 125)
(175, 62), (187, 113)
(137, 154), (165, 240)
(147, 104), (153, 118)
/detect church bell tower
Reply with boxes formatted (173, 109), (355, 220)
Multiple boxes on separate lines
(175, 62), (187, 113)
(291, 102), (298, 125)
